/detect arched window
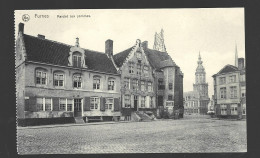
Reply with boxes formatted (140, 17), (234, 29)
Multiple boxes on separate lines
(73, 74), (82, 88)
(93, 76), (101, 90)
(108, 77), (115, 91)
(73, 51), (82, 68)
(54, 71), (65, 87)
(35, 68), (48, 85)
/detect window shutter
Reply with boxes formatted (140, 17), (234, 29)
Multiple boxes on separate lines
(114, 98), (120, 111)
(131, 95), (134, 108)
(25, 99), (30, 111)
(100, 97), (105, 111)
(84, 97), (91, 111)
(29, 96), (37, 112)
(53, 97), (60, 111)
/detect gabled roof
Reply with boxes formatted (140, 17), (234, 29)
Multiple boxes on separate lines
(23, 34), (118, 74)
(113, 45), (177, 70)
(213, 64), (239, 76)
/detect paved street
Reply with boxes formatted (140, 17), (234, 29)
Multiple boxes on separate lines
(17, 115), (247, 154)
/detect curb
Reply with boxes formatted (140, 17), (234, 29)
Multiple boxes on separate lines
(17, 121), (134, 130)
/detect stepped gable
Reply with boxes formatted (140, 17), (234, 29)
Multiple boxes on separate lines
(113, 44), (178, 70)
(23, 34), (118, 74)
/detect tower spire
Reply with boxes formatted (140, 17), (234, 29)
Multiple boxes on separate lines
(235, 43), (238, 67)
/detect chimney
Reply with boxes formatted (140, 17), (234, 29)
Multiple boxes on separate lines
(238, 58), (245, 70)
(142, 41), (148, 50)
(105, 39), (113, 58)
(18, 23), (24, 34)
(37, 34), (45, 39)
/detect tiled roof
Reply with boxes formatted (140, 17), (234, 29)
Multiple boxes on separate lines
(113, 45), (177, 70)
(23, 34), (118, 74)
(216, 64), (239, 75)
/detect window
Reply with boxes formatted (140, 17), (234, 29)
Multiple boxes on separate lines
(231, 104), (238, 115)
(36, 98), (52, 111)
(229, 75), (236, 83)
(90, 97), (99, 110)
(137, 64), (141, 75)
(219, 77), (226, 84)
(74, 99), (82, 111)
(73, 74), (82, 88)
(93, 76), (101, 90)
(129, 63), (134, 74)
(73, 54), (82, 68)
(220, 105), (227, 115)
(158, 79), (165, 90)
(147, 82), (152, 92)
(141, 81), (145, 91)
(36, 70), (47, 85)
(143, 66), (149, 76)
(150, 96), (153, 107)
(124, 95), (131, 108)
(220, 87), (226, 99)
(169, 83), (173, 90)
(242, 93), (246, 98)
(230, 86), (237, 98)
(54, 73), (64, 87)
(36, 98), (44, 111)
(105, 98), (114, 110)
(59, 98), (66, 110)
(108, 78), (115, 90)
(136, 51), (142, 59)
(124, 78), (130, 89)
(141, 96), (145, 107)
(240, 74), (245, 82)
(242, 104), (246, 115)
(59, 98), (73, 111)
(168, 95), (173, 101)
(67, 99), (73, 111)
(45, 98), (52, 111)
(133, 79), (139, 90)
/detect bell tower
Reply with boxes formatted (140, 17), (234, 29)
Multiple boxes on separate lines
(193, 52), (208, 98)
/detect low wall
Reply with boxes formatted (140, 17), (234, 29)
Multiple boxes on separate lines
(17, 117), (75, 126)
(25, 111), (73, 118)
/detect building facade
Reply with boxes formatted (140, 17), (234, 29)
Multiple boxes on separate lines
(184, 53), (210, 115)
(113, 36), (184, 119)
(183, 91), (200, 114)
(16, 23), (121, 125)
(16, 23), (184, 125)
(212, 45), (246, 119)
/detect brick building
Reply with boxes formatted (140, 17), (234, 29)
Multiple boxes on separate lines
(212, 46), (246, 119)
(113, 37), (184, 119)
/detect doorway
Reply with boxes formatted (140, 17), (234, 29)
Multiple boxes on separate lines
(74, 98), (82, 117)
(134, 95), (138, 111)
(158, 96), (163, 107)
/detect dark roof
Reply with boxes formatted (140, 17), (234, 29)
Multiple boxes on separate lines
(23, 34), (118, 74)
(113, 45), (177, 70)
(113, 47), (133, 67)
(216, 64), (239, 75)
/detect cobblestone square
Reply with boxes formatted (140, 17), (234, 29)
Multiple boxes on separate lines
(17, 115), (247, 154)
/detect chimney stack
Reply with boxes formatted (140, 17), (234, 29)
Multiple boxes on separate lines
(142, 41), (148, 50)
(105, 39), (113, 58)
(37, 34), (45, 39)
(18, 23), (24, 34)
(238, 58), (245, 70)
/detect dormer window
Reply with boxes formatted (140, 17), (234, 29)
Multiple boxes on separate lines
(73, 52), (82, 68)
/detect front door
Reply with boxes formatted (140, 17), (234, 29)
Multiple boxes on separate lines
(74, 98), (82, 117)
(158, 96), (163, 107)
(134, 95), (138, 111)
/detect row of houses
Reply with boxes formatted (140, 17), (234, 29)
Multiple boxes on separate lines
(16, 23), (184, 126)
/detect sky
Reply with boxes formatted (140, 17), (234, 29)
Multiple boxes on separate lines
(15, 9), (245, 98)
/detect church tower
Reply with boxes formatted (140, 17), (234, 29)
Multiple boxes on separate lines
(193, 52), (209, 98)
(153, 29), (166, 52)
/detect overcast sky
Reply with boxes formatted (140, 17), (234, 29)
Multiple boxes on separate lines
(15, 9), (245, 98)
